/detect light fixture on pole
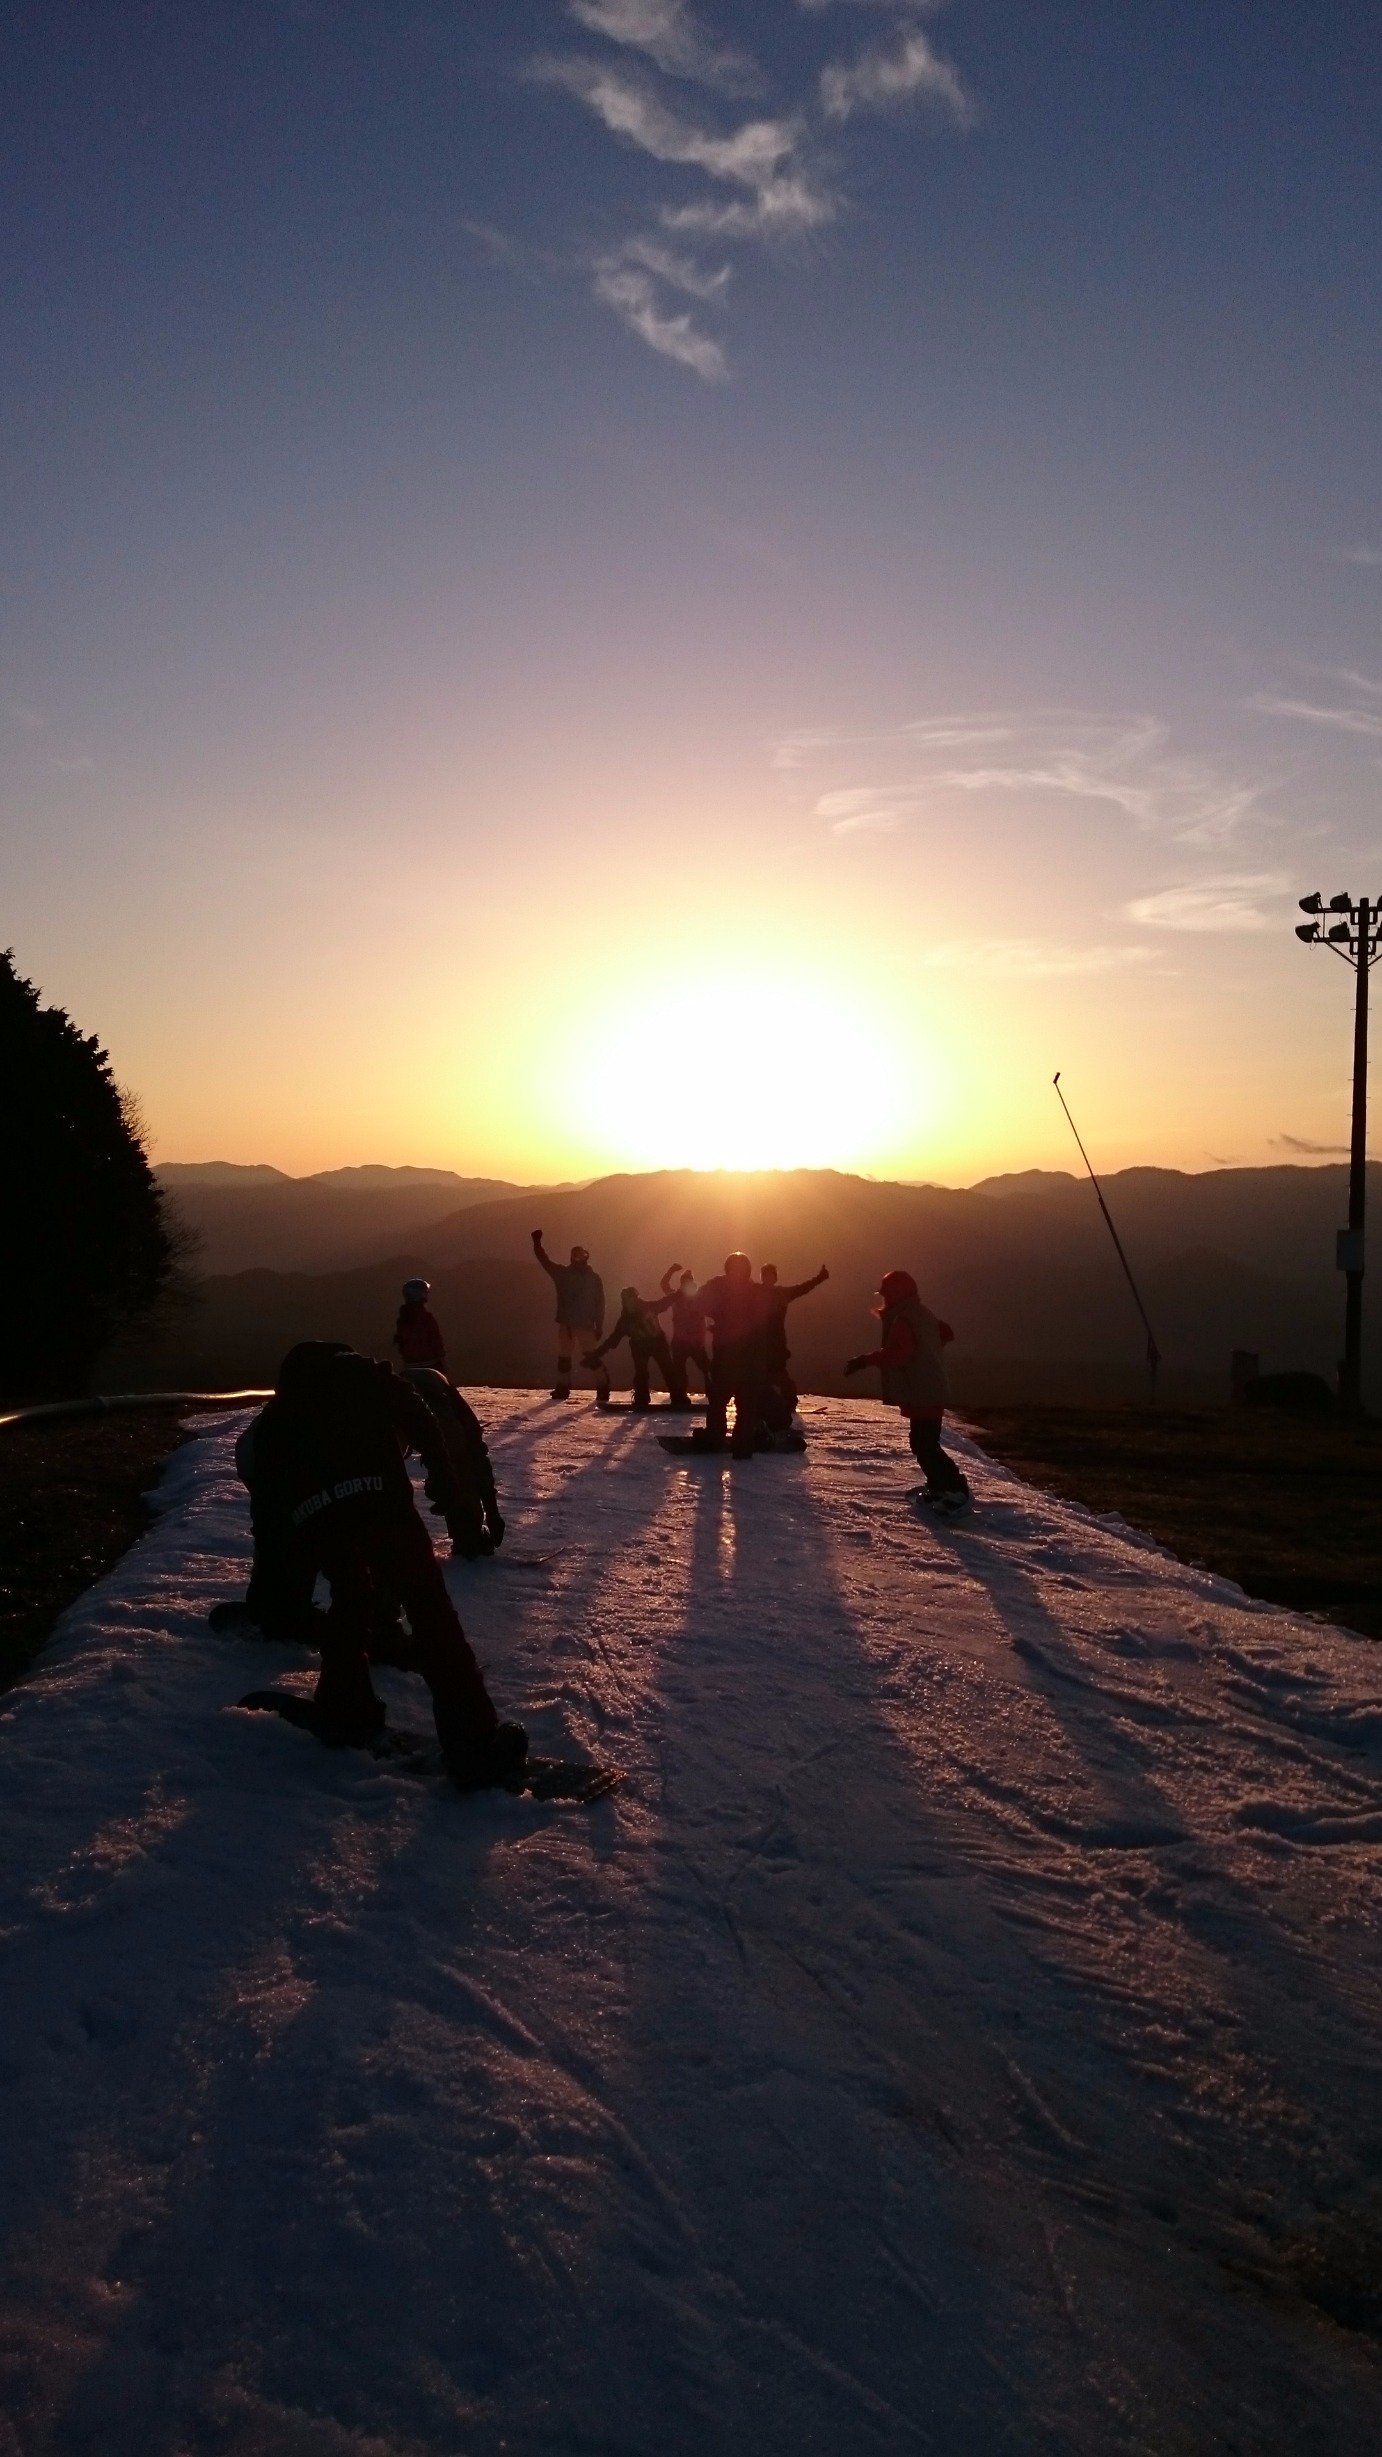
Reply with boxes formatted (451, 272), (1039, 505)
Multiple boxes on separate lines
(1295, 889), (1381, 1412)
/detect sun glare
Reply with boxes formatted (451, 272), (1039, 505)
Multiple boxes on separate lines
(567, 978), (915, 1173)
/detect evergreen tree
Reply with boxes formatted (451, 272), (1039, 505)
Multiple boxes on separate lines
(0, 951), (178, 1400)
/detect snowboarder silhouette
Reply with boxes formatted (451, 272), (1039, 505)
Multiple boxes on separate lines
(844, 1273), (971, 1513)
(391, 1279), (505, 1557)
(585, 1287), (679, 1409)
(246, 1343), (527, 1785)
(532, 1231), (608, 1403)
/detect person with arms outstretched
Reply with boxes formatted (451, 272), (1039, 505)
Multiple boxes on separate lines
(657, 1266), (709, 1404)
(586, 1286), (678, 1409)
(844, 1272), (971, 1513)
(759, 1261), (829, 1421)
(532, 1230), (608, 1403)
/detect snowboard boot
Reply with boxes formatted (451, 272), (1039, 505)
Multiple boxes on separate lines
(443, 1719), (530, 1793)
(551, 1382), (572, 1401)
(596, 1379), (612, 1410)
(311, 1657), (388, 1748)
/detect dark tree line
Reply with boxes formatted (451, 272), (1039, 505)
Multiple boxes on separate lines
(0, 951), (180, 1401)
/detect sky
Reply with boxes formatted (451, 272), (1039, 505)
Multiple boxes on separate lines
(2, 0), (1379, 1186)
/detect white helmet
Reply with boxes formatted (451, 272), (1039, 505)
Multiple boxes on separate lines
(402, 1277), (430, 1304)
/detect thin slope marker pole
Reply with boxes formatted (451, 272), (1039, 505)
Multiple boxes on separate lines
(1052, 1073), (1162, 1400)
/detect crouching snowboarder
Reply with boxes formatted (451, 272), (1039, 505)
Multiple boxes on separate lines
(532, 1230), (608, 1403)
(585, 1288), (678, 1408)
(246, 1342), (527, 1786)
(844, 1272), (972, 1514)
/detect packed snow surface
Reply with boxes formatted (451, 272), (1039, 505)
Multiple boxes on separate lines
(2, 1396), (1380, 2455)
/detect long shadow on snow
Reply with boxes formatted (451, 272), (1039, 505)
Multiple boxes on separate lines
(557, 1448), (1045, 2457)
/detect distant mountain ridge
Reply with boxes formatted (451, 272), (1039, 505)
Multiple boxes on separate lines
(121, 1160), (1378, 1406)
(155, 1162), (544, 1275)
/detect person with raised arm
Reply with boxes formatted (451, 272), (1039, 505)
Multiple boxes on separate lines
(759, 1260), (829, 1421)
(531, 1229), (608, 1404)
(585, 1286), (679, 1409)
(657, 1264), (710, 1406)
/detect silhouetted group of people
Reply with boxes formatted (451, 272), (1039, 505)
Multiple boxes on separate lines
(531, 1228), (828, 1452)
(226, 1234), (971, 1792)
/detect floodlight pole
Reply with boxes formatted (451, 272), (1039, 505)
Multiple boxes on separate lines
(1295, 890), (1379, 1414)
(1343, 901), (1370, 1410)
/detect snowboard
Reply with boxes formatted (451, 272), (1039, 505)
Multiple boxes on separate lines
(598, 1400), (706, 1414)
(658, 1430), (806, 1458)
(236, 1689), (623, 1804)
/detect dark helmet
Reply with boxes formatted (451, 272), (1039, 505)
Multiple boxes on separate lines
(275, 1339), (355, 1397)
(571, 1244), (590, 1267)
(401, 1277), (430, 1304)
(760, 1263), (779, 1286)
(878, 1269), (919, 1308)
(723, 1252), (752, 1283)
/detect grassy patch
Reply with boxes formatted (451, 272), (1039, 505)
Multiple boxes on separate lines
(0, 1415), (189, 1691)
(963, 1405), (1382, 1641)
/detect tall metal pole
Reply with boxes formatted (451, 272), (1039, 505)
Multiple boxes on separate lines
(1341, 896), (1370, 1413)
(1052, 1073), (1162, 1394)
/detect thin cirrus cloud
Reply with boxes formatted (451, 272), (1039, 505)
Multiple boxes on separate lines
(533, 2), (973, 375)
(1248, 664), (1382, 741)
(592, 254), (729, 377)
(568, 0), (758, 90)
(820, 27), (974, 125)
(1123, 874), (1292, 933)
(786, 712), (1268, 846)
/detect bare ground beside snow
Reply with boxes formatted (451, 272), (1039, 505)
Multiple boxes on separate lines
(0, 1395), (1379, 2455)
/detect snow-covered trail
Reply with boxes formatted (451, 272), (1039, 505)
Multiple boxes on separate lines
(1, 1397), (1379, 2456)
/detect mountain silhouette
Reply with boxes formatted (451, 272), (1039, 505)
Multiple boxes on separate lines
(113, 1162), (1378, 1406)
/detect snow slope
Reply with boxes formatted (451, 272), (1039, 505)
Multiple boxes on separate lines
(1, 1396), (1379, 2456)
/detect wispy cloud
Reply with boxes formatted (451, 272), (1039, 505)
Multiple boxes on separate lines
(1248, 693), (1382, 741)
(593, 253), (728, 376)
(815, 784), (923, 832)
(918, 939), (1159, 978)
(784, 711), (1267, 846)
(539, 57), (803, 189)
(1248, 663), (1382, 742)
(1335, 545), (1382, 568)
(820, 26), (973, 124)
(1272, 1132), (1351, 1156)
(568, 0), (757, 91)
(531, 3), (972, 374)
(1123, 873), (1291, 933)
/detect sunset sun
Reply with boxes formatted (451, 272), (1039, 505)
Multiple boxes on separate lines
(567, 977), (917, 1174)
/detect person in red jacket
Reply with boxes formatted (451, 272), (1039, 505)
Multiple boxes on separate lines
(844, 1269), (971, 1512)
(698, 1254), (774, 1457)
(394, 1277), (447, 1369)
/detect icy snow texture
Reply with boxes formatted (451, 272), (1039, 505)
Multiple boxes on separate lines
(0, 1397), (1379, 2454)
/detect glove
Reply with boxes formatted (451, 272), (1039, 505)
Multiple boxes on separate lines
(487, 1510), (506, 1549)
(818, 1265), (830, 1283)
(531, 1228), (543, 1247)
(843, 1356), (866, 1376)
